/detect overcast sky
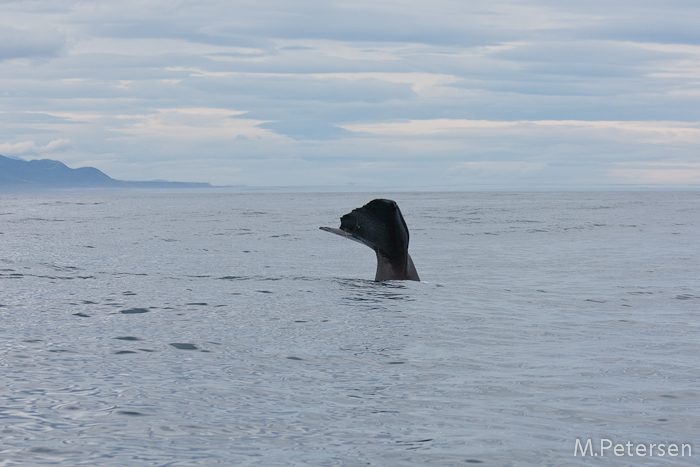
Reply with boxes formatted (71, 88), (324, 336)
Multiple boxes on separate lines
(1, 0), (699, 189)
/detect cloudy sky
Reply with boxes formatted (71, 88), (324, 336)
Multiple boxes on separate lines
(1, 0), (699, 189)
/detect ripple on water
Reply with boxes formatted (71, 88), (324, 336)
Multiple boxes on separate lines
(169, 343), (199, 350)
(119, 308), (150, 314)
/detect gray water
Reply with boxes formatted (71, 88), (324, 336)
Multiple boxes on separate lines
(1, 191), (699, 466)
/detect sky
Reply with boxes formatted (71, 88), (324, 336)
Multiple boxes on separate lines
(1, 0), (699, 189)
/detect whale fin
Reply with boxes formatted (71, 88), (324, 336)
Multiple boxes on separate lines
(320, 199), (420, 281)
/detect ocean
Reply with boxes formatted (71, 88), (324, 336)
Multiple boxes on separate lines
(1, 191), (698, 466)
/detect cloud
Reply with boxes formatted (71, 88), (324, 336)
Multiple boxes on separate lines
(341, 119), (515, 135)
(1, 0), (699, 188)
(110, 108), (281, 141)
(0, 25), (68, 61)
(332, 118), (700, 187)
(42, 139), (74, 152)
(0, 139), (73, 156)
(608, 162), (700, 185)
(340, 119), (700, 143)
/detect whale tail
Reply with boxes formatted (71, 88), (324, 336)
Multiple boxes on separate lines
(320, 199), (420, 281)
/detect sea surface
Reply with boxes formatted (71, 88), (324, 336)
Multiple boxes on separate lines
(1, 191), (699, 466)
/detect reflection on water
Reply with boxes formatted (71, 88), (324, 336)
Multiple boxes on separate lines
(337, 278), (415, 314)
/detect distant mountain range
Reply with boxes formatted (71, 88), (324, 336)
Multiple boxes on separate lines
(0, 154), (212, 188)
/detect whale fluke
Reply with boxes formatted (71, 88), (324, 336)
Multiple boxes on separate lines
(320, 199), (420, 281)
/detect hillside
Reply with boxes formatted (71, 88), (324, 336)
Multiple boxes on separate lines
(0, 155), (211, 188)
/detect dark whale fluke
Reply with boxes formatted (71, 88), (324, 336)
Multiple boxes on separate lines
(320, 199), (420, 281)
